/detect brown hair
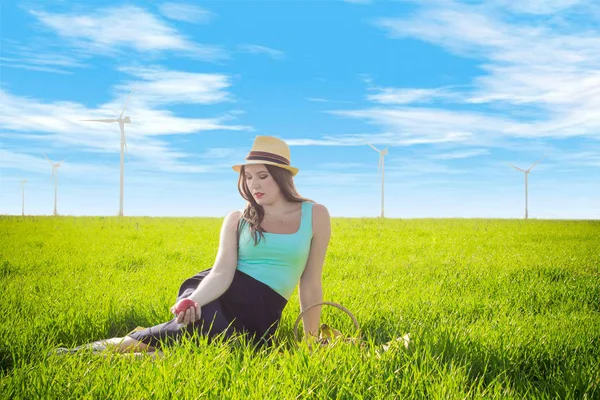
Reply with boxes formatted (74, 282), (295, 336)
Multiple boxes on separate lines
(237, 164), (313, 246)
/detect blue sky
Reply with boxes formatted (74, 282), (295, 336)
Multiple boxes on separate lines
(1, 0), (599, 219)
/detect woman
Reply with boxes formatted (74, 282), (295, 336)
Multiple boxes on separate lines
(58, 135), (331, 355)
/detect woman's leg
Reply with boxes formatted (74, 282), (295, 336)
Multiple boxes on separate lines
(100, 336), (156, 353)
(70, 335), (156, 353)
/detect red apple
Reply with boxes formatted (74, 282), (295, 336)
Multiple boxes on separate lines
(175, 298), (197, 315)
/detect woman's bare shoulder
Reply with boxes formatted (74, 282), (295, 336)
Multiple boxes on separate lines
(311, 202), (330, 216)
(223, 210), (243, 231)
(226, 210), (243, 219)
(310, 203), (331, 235)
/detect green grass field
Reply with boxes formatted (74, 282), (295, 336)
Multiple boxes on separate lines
(1, 216), (599, 399)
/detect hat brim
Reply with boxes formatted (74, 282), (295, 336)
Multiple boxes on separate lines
(232, 160), (298, 176)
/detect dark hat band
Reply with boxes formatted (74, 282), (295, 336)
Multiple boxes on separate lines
(246, 151), (290, 166)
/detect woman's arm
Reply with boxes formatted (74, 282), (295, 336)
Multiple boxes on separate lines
(187, 210), (241, 307)
(298, 203), (331, 338)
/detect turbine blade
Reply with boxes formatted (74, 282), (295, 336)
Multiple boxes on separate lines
(119, 122), (131, 163)
(42, 153), (54, 165)
(360, 137), (381, 152)
(119, 79), (138, 119)
(57, 157), (70, 164)
(508, 163), (526, 173)
(81, 119), (118, 123)
(528, 154), (548, 171)
(124, 132), (131, 163)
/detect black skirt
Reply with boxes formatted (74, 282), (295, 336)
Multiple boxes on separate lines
(128, 268), (288, 349)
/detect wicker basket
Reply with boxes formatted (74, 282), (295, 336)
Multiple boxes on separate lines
(293, 301), (361, 344)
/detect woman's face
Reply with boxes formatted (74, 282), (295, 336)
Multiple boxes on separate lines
(244, 164), (281, 204)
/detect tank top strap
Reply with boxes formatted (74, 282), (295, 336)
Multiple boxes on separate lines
(299, 201), (314, 237)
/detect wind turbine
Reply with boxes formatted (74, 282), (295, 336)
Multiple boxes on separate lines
(80, 83), (135, 216)
(361, 138), (390, 218)
(42, 153), (69, 216)
(20, 179), (27, 216)
(508, 155), (547, 219)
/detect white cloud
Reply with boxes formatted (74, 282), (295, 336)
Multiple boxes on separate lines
(325, 0), (600, 146)
(29, 6), (227, 61)
(285, 136), (371, 146)
(0, 61), (71, 75)
(377, 7), (553, 65)
(366, 87), (460, 104)
(238, 44), (285, 60)
(491, 0), (583, 14)
(159, 3), (214, 23)
(0, 87), (249, 139)
(0, 149), (116, 178)
(428, 149), (490, 160)
(118, 66), (235, 105)
(375, 3), (600, 106)
(0, 67), (253, 173)
(199, 147), (239, 159)
(328, 107), (515, 144)
(543, 150), (600, 167)
(0, 143), (241, 178)
(305, 97), (353, 104)
(0, 39), (89, 74)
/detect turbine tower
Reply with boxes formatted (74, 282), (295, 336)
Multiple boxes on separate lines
(81, 84), (135, 216)
(361, 138), (390, 218)
(20, 179), (27, 216)
(508, 155), (547, 219)
(43, 154), (69, 216)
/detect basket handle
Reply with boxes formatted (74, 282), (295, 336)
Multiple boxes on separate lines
(293, 301), (360, 342)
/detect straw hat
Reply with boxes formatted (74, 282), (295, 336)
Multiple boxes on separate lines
(232, 136), (299, 176)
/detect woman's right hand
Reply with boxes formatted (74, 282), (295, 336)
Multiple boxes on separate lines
(170, 299), (202, 325)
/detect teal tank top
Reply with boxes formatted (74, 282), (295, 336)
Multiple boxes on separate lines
(236, 201), (314, 300)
